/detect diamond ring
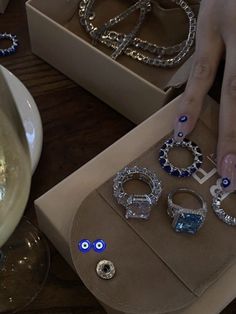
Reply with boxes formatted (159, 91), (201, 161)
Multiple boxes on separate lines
(113, 166), (162, 220)
(212, 188), (236, 226)
(167, 188), (207, 234)
(159, 138), (203, 177)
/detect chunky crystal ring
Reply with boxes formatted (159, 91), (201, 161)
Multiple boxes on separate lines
(0, 33), (18, 56)
(159, 138), (203, 177)
(167, 188), (207, 234)
(113, 166), (162, 220)
(212, 188), (236, 226)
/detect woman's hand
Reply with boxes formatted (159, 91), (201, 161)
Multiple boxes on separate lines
(174, 0), (236, 192)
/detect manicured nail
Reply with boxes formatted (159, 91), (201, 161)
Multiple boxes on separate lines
(174, 115), (189, 141)
(221, 154), (236, 192)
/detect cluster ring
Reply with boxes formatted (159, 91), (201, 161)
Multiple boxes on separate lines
(159, 138), (203, 177)
(113, 166), (162, 219)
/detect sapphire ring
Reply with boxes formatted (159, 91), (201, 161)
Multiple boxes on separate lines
(159, 138), (203, 177)
(113, 166), (162, 220)
(0, 33), (18, 56)
(167, 188), (207, 234)
(212, 188), (236, 226)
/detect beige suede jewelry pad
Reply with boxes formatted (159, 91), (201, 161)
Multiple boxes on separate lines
(70, 97), (236, 314)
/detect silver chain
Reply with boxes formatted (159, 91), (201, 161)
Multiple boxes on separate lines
(79, 0), (197, 67)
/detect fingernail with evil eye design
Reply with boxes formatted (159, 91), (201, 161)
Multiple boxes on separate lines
(221, 154), (236, 191)
(174, 115), (189, 141)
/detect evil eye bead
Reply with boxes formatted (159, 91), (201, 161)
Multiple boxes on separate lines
(93, 239), (107, 253)
(221, 177), (231, 188)
(78, 239), (92, 253)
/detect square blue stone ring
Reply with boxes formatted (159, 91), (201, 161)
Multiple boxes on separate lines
(167, 188), (207, 234)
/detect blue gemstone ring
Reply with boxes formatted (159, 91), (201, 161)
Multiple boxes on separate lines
(167, 188), (207, 234)
(159, 138), (203, 177)
(0, 33), (18, 56)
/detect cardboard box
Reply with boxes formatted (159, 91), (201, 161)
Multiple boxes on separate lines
(0, 0), (10, 13)
(35, 95), (236, 314)
(26, 0), (197, 123)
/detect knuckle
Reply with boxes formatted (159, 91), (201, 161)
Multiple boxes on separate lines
(192, 58), (213, 80)
(225, 75), (236, 98)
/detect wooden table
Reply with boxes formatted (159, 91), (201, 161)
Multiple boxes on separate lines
(0, 1), (235, 313)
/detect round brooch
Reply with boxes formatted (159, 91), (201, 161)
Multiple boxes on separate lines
(159, 138), (203, 177)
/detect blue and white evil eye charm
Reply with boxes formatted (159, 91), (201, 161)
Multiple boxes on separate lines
(93, 239), (107, 253)
(221, 177), (231, 188)
(78, 239), (92, 253)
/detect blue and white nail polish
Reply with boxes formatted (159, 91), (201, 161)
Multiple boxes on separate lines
(221, 177), (231, 188)
(179, 115), (188, 123)
(174, 115), (189, 141)
(221, 154), (236, 191)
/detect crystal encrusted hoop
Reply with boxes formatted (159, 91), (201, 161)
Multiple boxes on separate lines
(159, 138), (203, 177)
(0, 33), (18, 56)
(212, 188), (236, 226)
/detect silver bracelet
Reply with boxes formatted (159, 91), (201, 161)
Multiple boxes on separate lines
(113, 166), (162, 219)
(79, 0), (197, 67)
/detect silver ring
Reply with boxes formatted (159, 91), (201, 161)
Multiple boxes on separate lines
(212, 188), (236, 226)
(167, 188), (207, 234)
(113, 166), (162, 220)
(159, 138), (203, 177)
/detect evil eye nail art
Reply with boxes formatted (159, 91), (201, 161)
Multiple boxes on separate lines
(179, 115), (188, 123)
(93, 239), (107, 253)
(78, 239), (92, 253)
(221, 177), (231, 188)
(177, 131), (184, 138)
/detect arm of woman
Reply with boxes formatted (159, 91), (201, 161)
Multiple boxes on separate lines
(174, 0), (236, 192)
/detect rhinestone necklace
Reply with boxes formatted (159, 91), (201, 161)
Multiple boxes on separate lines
(79, 0), (197, 67)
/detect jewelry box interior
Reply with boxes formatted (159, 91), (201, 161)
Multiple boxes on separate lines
(27, 0), (200, 95)
(35, 94), (236, 314)
(26, 0), (203, 124)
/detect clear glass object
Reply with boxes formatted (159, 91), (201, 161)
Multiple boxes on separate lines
(0, 71), (50, 313)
